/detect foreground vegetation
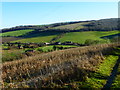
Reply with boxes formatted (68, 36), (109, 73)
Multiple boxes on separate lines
(112, 64), (120, 88)
(1, 43), (120, 88)
(66, 55), (118, 88)
(111, 47), (120, 88)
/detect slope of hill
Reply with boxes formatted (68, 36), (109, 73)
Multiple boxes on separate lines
(1, 18), (118, 33)
(10, 30), (119, 44)
(1, 21), (88, 33)
(56, 31), (119, 44)
(1, 18), (119, 44)
(11, 31), (63, 43)
(83, 18), (118, 31)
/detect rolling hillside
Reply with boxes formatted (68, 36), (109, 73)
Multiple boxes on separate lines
(1, 18), (120, 44)
(56, 31), (119, 44)
(10, 30), (119, 44)
(1, 18), (118, 32)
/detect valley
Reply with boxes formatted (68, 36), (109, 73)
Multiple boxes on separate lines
(0, 18), (120, 88)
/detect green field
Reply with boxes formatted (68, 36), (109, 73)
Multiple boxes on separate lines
(11, 31), (119, 43)
(12, 31), (62, 43)
(56, 31), (119, 44)
(14, 35), (56, 43)
(0, 29), (34, 37)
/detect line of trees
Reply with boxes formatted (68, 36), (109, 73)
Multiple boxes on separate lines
(1, 18), (118, 33)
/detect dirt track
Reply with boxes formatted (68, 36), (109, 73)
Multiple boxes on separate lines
(102, 55), (120, 89)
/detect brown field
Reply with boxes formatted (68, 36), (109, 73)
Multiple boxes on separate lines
(53, 22), (90, 30)
(2, 37), (23, 43)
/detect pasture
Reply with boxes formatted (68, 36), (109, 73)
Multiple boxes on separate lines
(0, 29), (34, 37)
(10, 30), (119, 44)
(56, 31), (119, 44)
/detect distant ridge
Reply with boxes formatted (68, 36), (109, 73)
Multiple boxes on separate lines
(1, 18), (119, 33)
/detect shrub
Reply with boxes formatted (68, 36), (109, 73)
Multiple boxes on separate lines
(24, 48), (34, 53)
(53, 45), (57, 50)
(84, 39), (102, 45)
(35, 48), (43, 52)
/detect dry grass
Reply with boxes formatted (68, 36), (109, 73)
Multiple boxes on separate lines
(1, 43), (120, 88)
(53, 22), (90, 30)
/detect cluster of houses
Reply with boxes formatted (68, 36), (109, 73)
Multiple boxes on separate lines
(2, 41), (84, 49)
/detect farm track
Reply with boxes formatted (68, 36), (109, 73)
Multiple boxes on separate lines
(102, 55), (120, 89)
